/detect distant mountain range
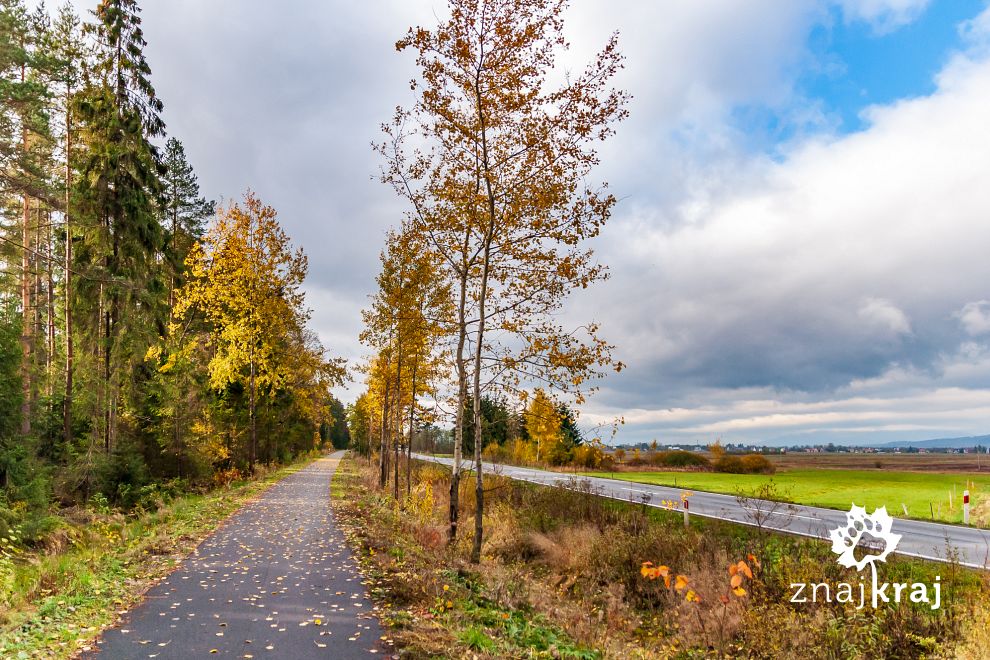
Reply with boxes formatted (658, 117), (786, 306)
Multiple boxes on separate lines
(879, 435), (990, 449)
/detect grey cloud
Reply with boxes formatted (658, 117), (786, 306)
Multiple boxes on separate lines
(55, 0), (990, 445)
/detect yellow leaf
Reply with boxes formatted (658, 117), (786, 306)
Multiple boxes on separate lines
(732, 586), (747, 597)
(730, 574), (742, 589)
(674, 575), (689, 591)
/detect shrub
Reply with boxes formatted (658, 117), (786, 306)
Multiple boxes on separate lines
(714, 454), (774, 474)
(740, 454), (774, 474)
(651, 450), (710, 469)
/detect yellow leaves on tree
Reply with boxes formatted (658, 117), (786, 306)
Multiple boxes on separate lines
(379, 0), (629, 552)
(178, 192), (308, 395)
(523, 388), (561, 464)
(174, 191), (339, 469)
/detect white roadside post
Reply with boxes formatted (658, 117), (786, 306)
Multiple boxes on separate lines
(963, 490), (970, 525)
(683, 497), (690, 528)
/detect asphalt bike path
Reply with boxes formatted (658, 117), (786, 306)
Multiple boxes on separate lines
(413, 453), (990, 569)
(84, 451), (382, 658)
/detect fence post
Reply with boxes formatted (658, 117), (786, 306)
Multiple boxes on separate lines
(683, 497), (690, 528)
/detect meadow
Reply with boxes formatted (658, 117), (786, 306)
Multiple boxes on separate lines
(580, 467), (990, 525)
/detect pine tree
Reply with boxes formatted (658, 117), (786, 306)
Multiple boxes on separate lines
(47, 2), (84, 447)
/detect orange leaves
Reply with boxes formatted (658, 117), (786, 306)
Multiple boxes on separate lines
(727, 558), (757, 599)
(641, 555), (760, 609)
(728, 560), (753, 580)
(640, 562), (695, 601)
(640, 561), (672, 587)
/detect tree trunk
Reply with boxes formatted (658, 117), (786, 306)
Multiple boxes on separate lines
(103, 304), (111, 452)
(64, 106), (73, 446)
(46, 211), (54, 397)
(448, 236), (470, 543)
(32, 205), (42, 420)
(470, 76), (497, 565)
(20, 120), (32, 436)
(249, 347), (256, 473)
(470, 240), (492, 564)
(406, 353), (417, 498)
(393, 352), (401, 501)
(379, 368), (390, 489)
(97, 281), (105, 449)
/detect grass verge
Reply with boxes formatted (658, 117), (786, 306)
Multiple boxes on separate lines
(0, 452), (318, 659)
(332, 453), (599, 658)
(333, 453), (990, 658)
(580, 469), (990, 525)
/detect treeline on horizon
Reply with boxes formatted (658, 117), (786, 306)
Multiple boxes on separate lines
(0, 0), (346, 541)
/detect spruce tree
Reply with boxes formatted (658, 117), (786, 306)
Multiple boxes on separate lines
(75, 0), (165, 451)
(161, 136), (213, 313)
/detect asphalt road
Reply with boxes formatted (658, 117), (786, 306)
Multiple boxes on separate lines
(84, 452), (382, 659)
(413, 453), (990, 569)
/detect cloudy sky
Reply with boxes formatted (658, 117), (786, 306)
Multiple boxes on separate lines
(78, 0), (990, 446)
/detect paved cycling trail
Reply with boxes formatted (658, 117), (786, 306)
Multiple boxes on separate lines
(84, 452), (382, 658)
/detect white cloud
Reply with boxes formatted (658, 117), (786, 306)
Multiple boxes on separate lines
(858, 298), (912, 336)
(835, 0), (932, 33)
(956, 301), (990, 336)
(572, 7), (990, 443)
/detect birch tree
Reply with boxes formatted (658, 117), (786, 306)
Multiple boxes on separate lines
(380, 0), (627, 559)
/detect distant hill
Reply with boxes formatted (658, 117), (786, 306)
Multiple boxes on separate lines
(880, 435), (990, 449)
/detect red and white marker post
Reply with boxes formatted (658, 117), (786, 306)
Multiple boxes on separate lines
(963, 490), (970, 525)
(683, 497), (690, 528)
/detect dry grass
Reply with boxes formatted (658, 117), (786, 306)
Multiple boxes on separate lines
(333, 452), (990, 659)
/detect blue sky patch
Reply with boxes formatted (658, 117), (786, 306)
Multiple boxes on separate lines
(734, 1), (986, 152)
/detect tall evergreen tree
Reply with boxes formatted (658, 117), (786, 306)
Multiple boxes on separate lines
(161, 136), (213, 313)
(75, 0), (165, 451)
(47, 3), (85, 447)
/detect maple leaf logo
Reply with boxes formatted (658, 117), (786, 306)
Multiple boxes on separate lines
(828, 504), (901, 571)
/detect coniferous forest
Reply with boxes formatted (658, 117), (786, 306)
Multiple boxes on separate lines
(0, 0), (345, 541)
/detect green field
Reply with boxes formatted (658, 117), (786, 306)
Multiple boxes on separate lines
(580, 469), (990, 525)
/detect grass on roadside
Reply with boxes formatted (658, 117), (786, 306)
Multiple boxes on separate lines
(333, 452), (990, 658)
(0, 452), (318, 659)
(331, 453), (599, 659)
(580, 468), (990, 525)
